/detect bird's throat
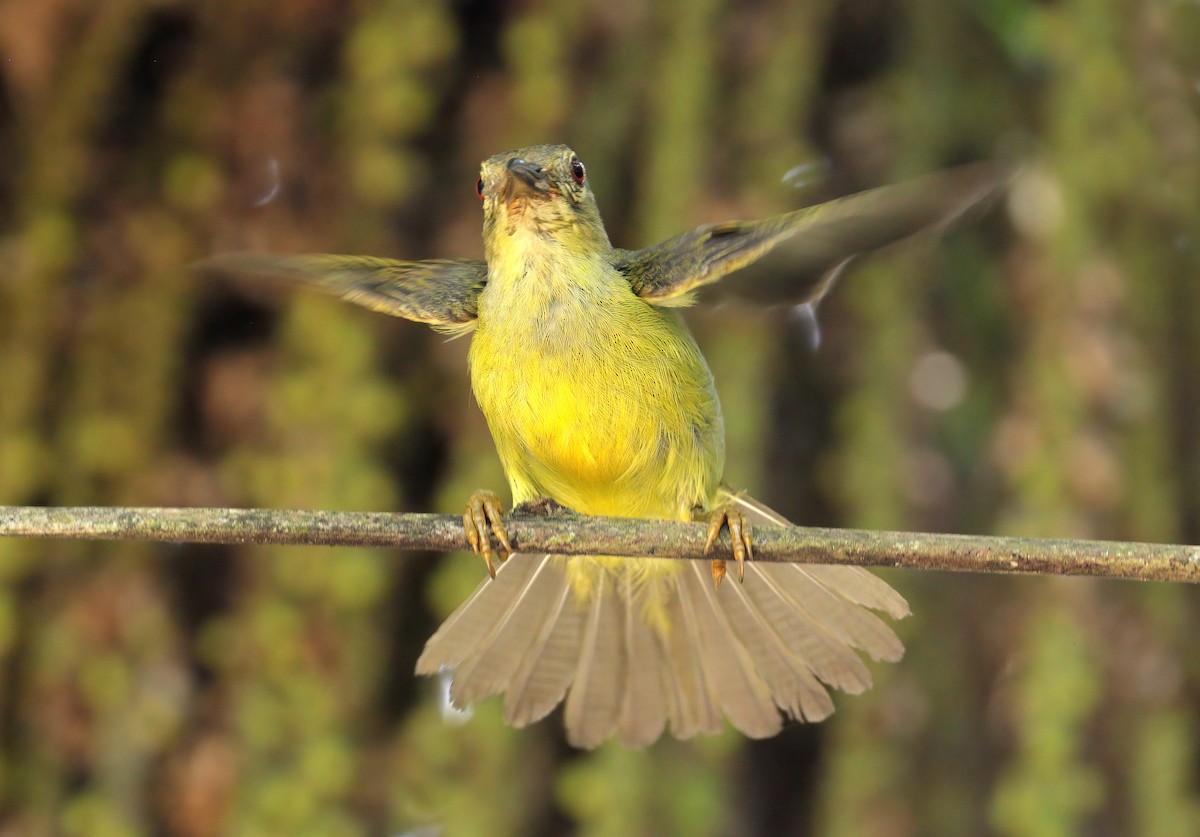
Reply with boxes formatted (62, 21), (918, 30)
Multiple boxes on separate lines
(481, 229), (620, 320)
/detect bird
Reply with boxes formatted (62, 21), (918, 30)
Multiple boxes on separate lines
(205, 145), (1006, 748)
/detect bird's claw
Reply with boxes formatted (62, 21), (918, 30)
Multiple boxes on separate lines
(463, 489), (513, 579)
(704, 506), (752, 589)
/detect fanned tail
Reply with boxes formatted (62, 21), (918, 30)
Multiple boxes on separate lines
(721, 489), (910, 621)
(416, 494), (908, 748)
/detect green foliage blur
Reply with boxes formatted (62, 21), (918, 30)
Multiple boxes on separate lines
(1, 1), (1199, 834)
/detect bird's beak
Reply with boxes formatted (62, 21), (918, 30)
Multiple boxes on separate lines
(504, 157), (551, 200)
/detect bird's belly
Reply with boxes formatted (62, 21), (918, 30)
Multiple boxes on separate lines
(511, 372), (663, 509)
(469, 307), (722, 520)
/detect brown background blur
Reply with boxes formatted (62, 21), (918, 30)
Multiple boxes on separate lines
(1, 1), (1199, 835)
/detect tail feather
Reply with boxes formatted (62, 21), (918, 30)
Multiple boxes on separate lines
(681, 561), (782, 738)
(661, 573), (724, 738)
(417, 493), (909, 747)
(564, 573), (626, 748)
(448, 555), (563, 706)
(415, 552), (543, 675)
(776, 566), (904, 662)
(616, 579), (669, 747)
(746, 566), (874, 693)
(503, 568), (583, 727)
(803, 564), (911, 619)
(725, 490), (910, 620)
(723, 575), (836, 721)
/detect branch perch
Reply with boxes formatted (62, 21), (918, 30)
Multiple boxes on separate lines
(2, 505), (1198, 584)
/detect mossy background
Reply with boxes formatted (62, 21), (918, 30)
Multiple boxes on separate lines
(2, 1), (1199, 834)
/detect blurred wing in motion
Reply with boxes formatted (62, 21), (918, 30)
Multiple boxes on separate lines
(615, 162), (1011, 307)
(198, 253), (488, 334)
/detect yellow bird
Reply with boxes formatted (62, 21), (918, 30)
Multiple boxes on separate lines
(209, 145), (1004, 747)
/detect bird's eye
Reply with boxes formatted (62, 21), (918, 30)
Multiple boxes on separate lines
(570, 157), (586, 185)
(476, 177), (485, 200)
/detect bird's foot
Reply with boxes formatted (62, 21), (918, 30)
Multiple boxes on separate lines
(704, 505), (752, 589)
(463, 489), (512, 579)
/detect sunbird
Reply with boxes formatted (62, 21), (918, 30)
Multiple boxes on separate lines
(208, 145), (1005, 747)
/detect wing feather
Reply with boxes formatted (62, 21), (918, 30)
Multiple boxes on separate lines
(616, 162), (1010, 305)
(197, 253), (487, 333)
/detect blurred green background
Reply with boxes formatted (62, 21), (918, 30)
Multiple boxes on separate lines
(2, 0), (1199, 834)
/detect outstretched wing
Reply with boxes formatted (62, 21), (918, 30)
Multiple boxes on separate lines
(198, 253), (488, 334)
(615, 162), (1010, 306)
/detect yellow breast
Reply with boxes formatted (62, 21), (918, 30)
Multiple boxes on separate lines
(468, 245), (723, 522)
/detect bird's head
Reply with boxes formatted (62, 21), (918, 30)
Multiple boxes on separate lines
(477, 144), (610, 262)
